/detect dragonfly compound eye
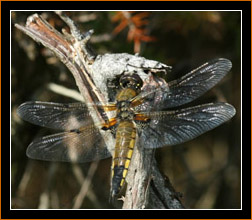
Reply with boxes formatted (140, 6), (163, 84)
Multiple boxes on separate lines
(119, 74), (143, 90)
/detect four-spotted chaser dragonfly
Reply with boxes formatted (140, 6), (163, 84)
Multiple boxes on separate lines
(17, 58), (236, 198)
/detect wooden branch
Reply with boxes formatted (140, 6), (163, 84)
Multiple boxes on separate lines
(15, 12), (184, 209)
(123, 147), (184, 209)
(15, 11), (115, 156)
(15, 13), (108, 126)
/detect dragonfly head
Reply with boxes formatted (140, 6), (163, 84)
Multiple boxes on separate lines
(119, 73), (143, 91)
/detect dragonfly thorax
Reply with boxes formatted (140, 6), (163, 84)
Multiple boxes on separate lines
(116, 100), (134, 121)
(115, 74), (143, 122)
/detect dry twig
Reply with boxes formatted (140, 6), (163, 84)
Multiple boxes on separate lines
(15, 11), (184, 209)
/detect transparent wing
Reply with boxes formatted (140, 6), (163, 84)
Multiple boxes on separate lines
(17, 101), (115, 162)
(26, 126), (112, 163)
(166, 58), (232, 107)
(138, 102), (236, 148)
(17, 101), (93, 130)
(17, 101), (116, 130)
(132, 58), (232, 110)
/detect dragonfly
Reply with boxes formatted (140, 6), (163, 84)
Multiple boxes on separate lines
(17, 58), (236, 199)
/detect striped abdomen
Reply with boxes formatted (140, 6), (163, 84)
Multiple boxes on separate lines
(111, 120), (136, 197)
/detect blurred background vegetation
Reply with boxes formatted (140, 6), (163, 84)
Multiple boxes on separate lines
(11, 11), (241, 209)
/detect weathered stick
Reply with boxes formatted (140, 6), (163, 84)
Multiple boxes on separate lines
(15, 12), (184, 209)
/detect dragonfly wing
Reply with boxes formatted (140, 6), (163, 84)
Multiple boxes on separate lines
(26, 125), (113, 163)
(138, 103), (236, 148)
(164, 58), (232, 108)
(132, 58), (232, 111)
(17, 101), (95, 130)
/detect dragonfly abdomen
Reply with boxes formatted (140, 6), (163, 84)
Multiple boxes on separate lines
(111, 120), (136, 197)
